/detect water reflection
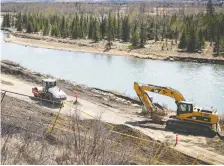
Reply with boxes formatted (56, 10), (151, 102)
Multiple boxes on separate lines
(106, 55), (112, 63)
(126, 56), (146, 68)
(177, 62), (203, 72)
(3, 32), (10, 39)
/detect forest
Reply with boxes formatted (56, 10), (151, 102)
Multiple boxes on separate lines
(2, 0), (224, 56)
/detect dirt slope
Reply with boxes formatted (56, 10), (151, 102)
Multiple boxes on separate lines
(2, 94), (211, 165)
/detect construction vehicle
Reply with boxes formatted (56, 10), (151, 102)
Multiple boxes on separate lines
(134, 82), (221, 137)
(32, 79), (67, 102)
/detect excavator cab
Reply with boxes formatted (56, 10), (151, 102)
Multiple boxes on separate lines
(176, 102), (194, 115)
(42, 79), (57, 92)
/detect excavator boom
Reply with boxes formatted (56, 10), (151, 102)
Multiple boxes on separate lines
(134, 82), (185, 103)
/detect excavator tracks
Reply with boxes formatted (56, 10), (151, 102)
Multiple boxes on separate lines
(165, 117), (217, 138)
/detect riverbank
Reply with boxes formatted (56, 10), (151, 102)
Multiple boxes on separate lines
(3, 28), (224, 65)
(0, 59), (142, 109)
(1, 59), (224, 164)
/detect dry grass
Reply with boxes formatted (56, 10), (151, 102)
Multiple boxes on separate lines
(1, 95), (208, 165)
(1, 95), (131, 164)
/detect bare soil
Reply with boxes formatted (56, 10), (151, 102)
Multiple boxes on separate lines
(1, 95), (208, 165)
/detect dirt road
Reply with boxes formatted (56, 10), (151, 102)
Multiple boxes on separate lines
(1, 73), (224, 165)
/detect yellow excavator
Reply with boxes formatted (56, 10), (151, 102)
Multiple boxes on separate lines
(134, 82), (221, 137)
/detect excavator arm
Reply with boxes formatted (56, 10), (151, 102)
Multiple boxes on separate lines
(134, 82), (185, 103)
(134, 82), (154, 113)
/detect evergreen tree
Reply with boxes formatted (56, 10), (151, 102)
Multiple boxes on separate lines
(206, 0), (216, 44)
(112, 14), (117, 39)
(178, 30), (187, 49)
(140, 18), (146, 48)
(75, 14), (80, 38)
(131, 21), (139, 47)
(154, 21), (159, 42)
(213, 24), (224, 56)
(51, 21), (60, 37)
(43, 19), (50, 36)
(16, 12), (23, 31)
(220, 15), (224, 36)
(88, 16), (93, 39)
(5, 13), (11, 27)
(100, 15), (107, 39)
(79, 14), (84, 38)
(33, 17), (40, 33)
(220, 37), (224, 56)
(26, 18), (34, 33)
(170, 14), (178, 44)
(2, 14), (7, 27)
(197, 29), (205, 51)
(70, 17), (75, 38)
(117, 12), (121, 39)
(187, 26), (198, 52)
(60, 16), (67, 38)
(82, 16), (88, 38)
(147, 21), (154, 40)
(206, 0), (215, 16)
(71, 17), (79, 39)
(121, 16), (130, 42)
(107, 12), (113, 45)
(208, 19), (217, 45)
(92, 18), (100, 42)
(213, 33), (220, 55)
(161, 15), (166, 41)
(107, 12), (114, 42)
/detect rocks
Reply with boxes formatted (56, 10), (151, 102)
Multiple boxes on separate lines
(169, 57), (174, 61)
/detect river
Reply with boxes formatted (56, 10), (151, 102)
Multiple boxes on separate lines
(1, 31), (224, 113)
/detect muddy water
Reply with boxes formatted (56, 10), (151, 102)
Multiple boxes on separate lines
(1, 31), (224, 112)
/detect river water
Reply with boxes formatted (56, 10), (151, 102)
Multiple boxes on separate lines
(1, 31), (224, 112)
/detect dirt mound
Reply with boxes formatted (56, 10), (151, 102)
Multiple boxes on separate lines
(77, 119), (151, 140)
(112, 124), (151, 140)
(70, 119), (151, 140)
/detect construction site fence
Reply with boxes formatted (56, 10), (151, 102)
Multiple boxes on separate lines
(0, 90), (215, 165)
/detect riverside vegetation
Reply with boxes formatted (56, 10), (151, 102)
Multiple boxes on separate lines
(1, 0), (224, 56)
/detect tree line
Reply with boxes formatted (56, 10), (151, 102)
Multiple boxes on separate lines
(2, 0), (224, 56)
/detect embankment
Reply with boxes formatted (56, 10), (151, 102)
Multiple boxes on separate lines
(1, 59), (141, 109)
